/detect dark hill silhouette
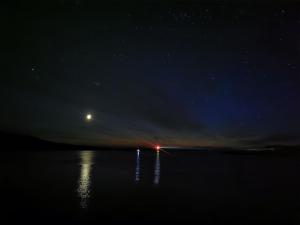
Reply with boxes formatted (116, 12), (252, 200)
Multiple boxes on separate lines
(1, 131), (299, 153)
(0, 131), (132, 150)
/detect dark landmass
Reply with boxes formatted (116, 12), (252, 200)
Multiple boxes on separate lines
(0, 131), (133, 151)
(1, 131), (300, 154)
(217, 145), (300, 156)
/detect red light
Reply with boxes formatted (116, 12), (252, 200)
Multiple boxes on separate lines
(156, 145), (160, 151)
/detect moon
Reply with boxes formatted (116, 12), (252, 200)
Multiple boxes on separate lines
(85, 114), (92, 121)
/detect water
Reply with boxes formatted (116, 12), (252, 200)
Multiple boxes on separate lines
(1, 150), (300, 225)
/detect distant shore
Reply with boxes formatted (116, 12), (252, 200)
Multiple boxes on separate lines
(1, 131), (299, 154)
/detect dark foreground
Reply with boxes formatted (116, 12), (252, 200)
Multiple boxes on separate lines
(1, 149), (300, 225)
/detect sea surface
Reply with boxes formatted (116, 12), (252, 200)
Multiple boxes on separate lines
(1, 150), (300, 225)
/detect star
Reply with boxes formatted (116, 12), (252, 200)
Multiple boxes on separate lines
(93, 82), (101, 87)
(209, 75), (216, 81)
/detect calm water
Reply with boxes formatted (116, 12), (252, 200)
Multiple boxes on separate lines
(1, 150), (300, 225)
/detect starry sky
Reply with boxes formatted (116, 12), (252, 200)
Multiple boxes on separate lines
(1, 0), (300, 148)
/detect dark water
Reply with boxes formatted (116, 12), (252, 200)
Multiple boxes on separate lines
(1, 150), (300, 225)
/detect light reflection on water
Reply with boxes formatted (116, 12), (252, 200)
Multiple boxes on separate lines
(77, 151), (94, 209)
(135, 149), (141, 183)
(77, 150), (161, 208)
(153, 151), (160, 186)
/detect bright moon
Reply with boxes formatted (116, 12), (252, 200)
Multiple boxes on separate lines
(86, 114), (92, 121)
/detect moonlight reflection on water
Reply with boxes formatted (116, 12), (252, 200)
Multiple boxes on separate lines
(77, 151), (94, 209)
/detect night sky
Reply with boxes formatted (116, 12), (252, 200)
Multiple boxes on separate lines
(1, 0), (300, 148)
